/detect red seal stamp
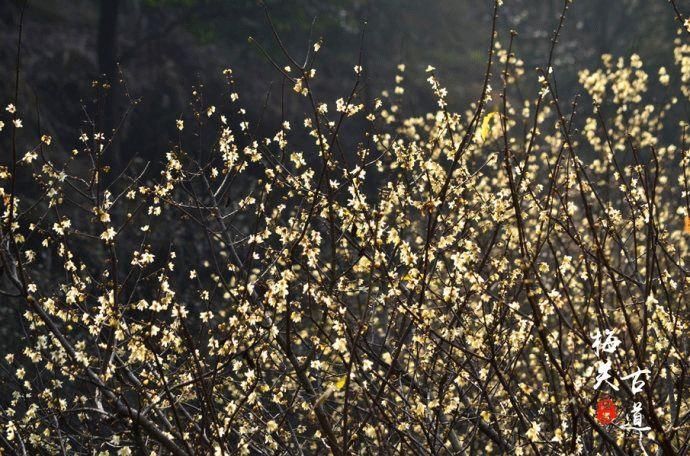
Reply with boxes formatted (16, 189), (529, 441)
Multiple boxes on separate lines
(596, 396), (617, 425)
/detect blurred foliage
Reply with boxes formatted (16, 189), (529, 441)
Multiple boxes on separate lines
(0, 0), (679, 169)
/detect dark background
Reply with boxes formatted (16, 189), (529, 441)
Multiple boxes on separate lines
(0, 0), (680, 168)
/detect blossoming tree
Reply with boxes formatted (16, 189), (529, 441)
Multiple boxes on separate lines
(2, 1), (690, 454)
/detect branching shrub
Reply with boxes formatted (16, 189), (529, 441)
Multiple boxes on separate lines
(2, 1), (690, 454)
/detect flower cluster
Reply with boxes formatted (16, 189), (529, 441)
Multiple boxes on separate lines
(1, 2), (690, 455)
